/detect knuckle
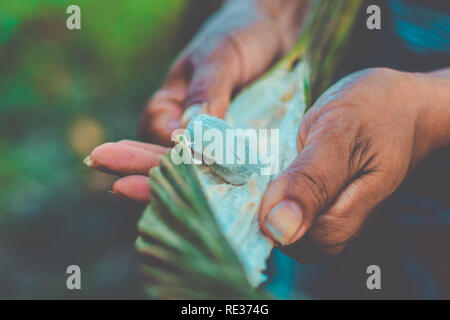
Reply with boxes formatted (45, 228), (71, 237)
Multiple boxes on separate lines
(188, 76), (214, 97)
(347, 123), (376, 174)
(309, 214), (360, 247)
(285, 164), (330, 212)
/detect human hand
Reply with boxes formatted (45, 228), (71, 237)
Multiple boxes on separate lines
(259, 67), (450, 262)
(138, 0), (307, 146)
(85, 0), (308, 202)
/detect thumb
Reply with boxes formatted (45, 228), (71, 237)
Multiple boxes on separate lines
(259, 140), (350, 246)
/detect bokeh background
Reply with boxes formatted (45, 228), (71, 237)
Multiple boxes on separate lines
(0, 0), (221, 299)
(2, 0), (449, 300)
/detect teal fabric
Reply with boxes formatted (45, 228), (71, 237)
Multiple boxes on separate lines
(390, 0), (450, 55)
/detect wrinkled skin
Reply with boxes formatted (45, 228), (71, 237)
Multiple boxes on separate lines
(259, 67), (450, 262)
(138, 0), (308, 146)
(86, 0), (450, 263)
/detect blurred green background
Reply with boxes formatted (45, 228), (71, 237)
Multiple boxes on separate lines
(0, 0), (221, 298)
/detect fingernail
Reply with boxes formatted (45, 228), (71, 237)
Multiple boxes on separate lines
(107, 187), (126, 200)
(264, 200), (303, 245)
(83, 156), (94, 167)
(180, 103), (207, 127)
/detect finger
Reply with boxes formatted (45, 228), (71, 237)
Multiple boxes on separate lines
(85, 142), (160, 176)
(138, 60), (189, 145)
(259, 136), (350, 246)
(109, 175), (151, 203)
(138, 89), (185, 146)
(180, 104), (206, 128)
(184, 55), (239, 119)
(117, 140), (169, 154)
(282, 171), (386, 263)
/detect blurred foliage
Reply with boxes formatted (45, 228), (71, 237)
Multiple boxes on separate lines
(0, 0), (220, 298)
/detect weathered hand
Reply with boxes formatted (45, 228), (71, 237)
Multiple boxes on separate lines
(85, 0), (307, 202)
(259, 67), (450, 262)
(138, 0), (306, 146)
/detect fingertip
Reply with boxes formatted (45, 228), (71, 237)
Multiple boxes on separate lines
(111, 175), (151, 203)
(184, 61), (235, 120)
(207, 97), (230, 119)
(180, 103), (206, 127)
(83, 155), (94, 167)
(89, 142), (120, 169)
(139, 95), (183, 146)
(261, 200), (305, 246)
(259, 172), (310, 246)
(88, 142), (160, 175)
(258, 177), (286, 226)
(85, 142), (120, 174)
(90, 142), (116, 160)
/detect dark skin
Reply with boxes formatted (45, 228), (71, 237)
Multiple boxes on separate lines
(86, 0), (450, 262)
